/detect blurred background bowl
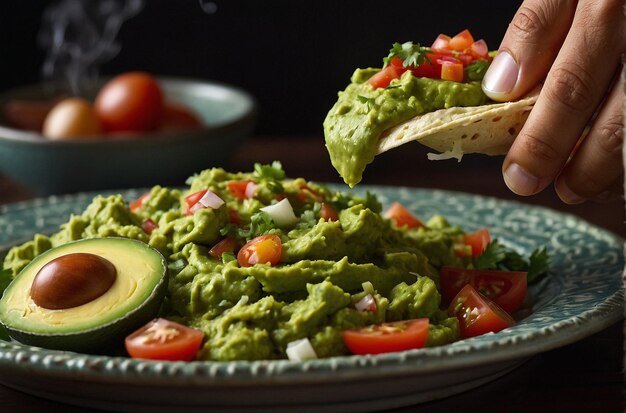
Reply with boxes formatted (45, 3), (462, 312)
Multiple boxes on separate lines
(0, 77), (256, 196)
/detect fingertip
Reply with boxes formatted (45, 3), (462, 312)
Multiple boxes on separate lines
(482, 51), (520, 102)
(554, 177), (586, 204)
(502, 161), (545, 196)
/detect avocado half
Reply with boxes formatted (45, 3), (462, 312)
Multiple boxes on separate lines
(0, 237), (168, 353)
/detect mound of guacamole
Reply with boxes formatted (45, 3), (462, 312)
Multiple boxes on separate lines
(3, 162), (468, 361)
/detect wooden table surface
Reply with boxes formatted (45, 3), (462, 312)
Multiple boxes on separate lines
(0, 136), (624, 412)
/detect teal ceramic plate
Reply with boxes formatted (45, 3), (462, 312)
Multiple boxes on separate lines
(0, 187), (623, 412)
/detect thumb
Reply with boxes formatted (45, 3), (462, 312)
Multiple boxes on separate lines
(482, 0), (577, 102)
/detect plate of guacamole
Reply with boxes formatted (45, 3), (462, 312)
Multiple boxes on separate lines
(0, 162), (622, 412)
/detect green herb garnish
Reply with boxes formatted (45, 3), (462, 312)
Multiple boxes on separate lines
(465, 59), (490, 81)
(383, 41), (429, 68)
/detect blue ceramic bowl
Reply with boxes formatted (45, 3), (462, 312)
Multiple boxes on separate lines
(0, 77), (256, 195)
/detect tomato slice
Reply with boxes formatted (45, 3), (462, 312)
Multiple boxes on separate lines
(448, 284), (515, 338)
(368, 64), (404, 89)
(319, 202), (338, 221)
(129, 192), (150, 213)
(464, 228), (491, 257)
(125, 318), (204, 361)
(342, 319), (429, 355)
(237, 234), (282, 267)
(384, 202), (423, 229)
(448, 29), (475, 51)
(227, 180), (255, 200)
(209, 237), (237, 258)
(440, 267), (527, 313)
(441, 61), (464, 82)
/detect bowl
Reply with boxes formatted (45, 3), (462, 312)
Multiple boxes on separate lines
(0, 77), (256, 195)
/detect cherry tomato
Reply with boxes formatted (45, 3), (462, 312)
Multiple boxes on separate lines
(125, 318), (204, 361)
(463, 228), (491, 257)
(159, 102), (202, 131)
(42, 98), (102, 139)
(440, 267), (528, 313)
(94, 72), (164, 133)
(368, 64), (404, 89)
(3, 99), (58, 132)
(384, 202), (423, 229)
(441, 62), (464, 82)
(448, 29), (475, 51)
(227, 180), (255, 200)
(319, 203), (338, 221)
(209, 237), (237, 258)
(129, 192), (151, 213)
(448, 284), (515, 338)
(342, 319), (429, 355)
(237, 235), (282, 267)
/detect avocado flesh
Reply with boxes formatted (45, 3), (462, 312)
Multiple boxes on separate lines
(0, 237), (167, 353)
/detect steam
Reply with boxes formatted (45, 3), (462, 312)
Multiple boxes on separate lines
(198, 0), (218, 14)
(38, 0), (144, 94)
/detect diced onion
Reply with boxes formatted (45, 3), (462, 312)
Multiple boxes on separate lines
(245, 181), (258, 199)
(198, 190), (225, 209)
(354, 294), (377, 312)
(286, 338), (318, 361)
(260, 198), (299, 227)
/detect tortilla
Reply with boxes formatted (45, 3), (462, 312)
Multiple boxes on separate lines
(377, 87), (540, 159)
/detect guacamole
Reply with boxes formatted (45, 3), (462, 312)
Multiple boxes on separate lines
(2, 162), (470, 361)
(324, 68), (489, 187)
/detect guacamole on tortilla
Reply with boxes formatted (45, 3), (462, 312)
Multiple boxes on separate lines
(2, 162), (469, 361)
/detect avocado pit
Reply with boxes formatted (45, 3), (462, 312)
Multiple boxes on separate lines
(30, 252), (117, 310)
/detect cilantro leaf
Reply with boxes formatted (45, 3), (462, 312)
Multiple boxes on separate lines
(474, 240), (507, 269)
(526, 247), (550, 284)
(465, 60), (490, 81)
(383, 41), (428, 68)
(221, 211), (276, 241)
(253, 161), (285, 181)
(473, 240), (550, 285)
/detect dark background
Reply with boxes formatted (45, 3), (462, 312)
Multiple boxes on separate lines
(0, 0), (521, 137)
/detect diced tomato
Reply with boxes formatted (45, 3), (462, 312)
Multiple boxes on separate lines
(368, 64), (404, 89)
(384, 202), (423, 229)
(464, 228), (491, 257)
(237, 234), (282, 267)
(142, 218), (158, 235)
(125, 318), (204, 361)
(342, 319), (429, 355)
(228, 208), (241, 225)
(431, 34), (452, 52)
(448, 29), (474, 51)
(457, 53), (475, 67)
(184, 189), (208, 215)
(209, 237), (237, 258)
(440, 267), (528, 313)
(129, 192), (150, 213)
(470, 39), (489, 59)
(227, 180), (255, 200)
(441, 62), (464, 82)
(295, 183), (325, 204)
(448, 284), (515, 338)
(319, 203), (338, 221)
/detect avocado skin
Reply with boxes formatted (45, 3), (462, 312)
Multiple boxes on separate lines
(0, 237), (168, 354)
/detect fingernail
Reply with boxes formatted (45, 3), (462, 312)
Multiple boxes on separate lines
(482, 51), (519, 100)
(555, 179), (586, 204)
(503, 163), (541, 195)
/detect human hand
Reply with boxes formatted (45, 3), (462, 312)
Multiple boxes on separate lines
(481, 0), (625, 204)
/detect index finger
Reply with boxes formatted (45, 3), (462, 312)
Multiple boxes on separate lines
(502, 0), (625, 196)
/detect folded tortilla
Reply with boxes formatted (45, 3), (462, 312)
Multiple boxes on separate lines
(377, 87), (540, 158)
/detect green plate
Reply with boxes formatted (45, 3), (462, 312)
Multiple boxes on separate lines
(0, 186), (623, 412)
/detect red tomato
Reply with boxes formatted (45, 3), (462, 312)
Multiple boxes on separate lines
(142, 218), (158, 235)
(227, 180), (255, 200)
(470, 39), (489, 59)
(464, 228), (491, 257)
(368, 64), (404, 89)
(228, 208), (241, 225)
(129, 192), (151, 213)
(295, 183), (325, 203)
(342, 319), (429, 355)
(448, 29), (475, 51)
(448, 284), (515, 338)
(94, 72), (164, 133)
(440, 267), (528, 313)
(3, 99), (57, 132)
(320, 203), (338, 221)
(457, 53), (475, 67)
(430, 34), (452, 52)
(237, 235), (282, 267)
(159, 102), (202, 131)
(384, 202), (423, 229)
(125, 318), (204, 361)
(184, 189), (208, 215)
(209, 237), (237, 258)
(441, 62), (464, 82)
